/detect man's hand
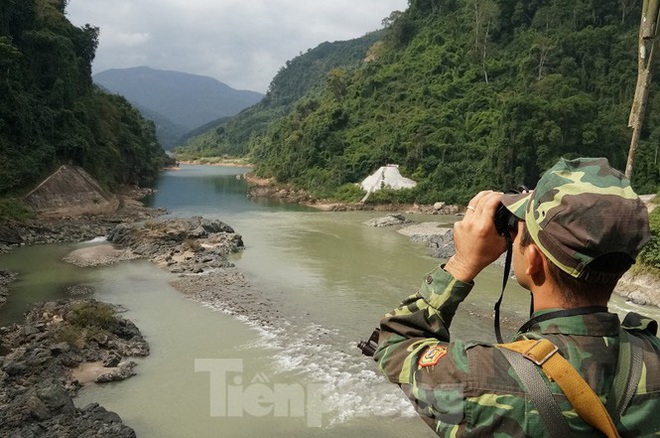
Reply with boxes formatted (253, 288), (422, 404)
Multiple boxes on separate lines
(444, 191), (507, 283)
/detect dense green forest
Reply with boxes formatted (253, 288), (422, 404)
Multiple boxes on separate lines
(176, 31), (386, 159)
(0, 0), (171, 197)
(180, 0), (660, 204)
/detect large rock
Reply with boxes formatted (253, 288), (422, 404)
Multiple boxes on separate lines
(1, 387), (136, 437)
(0, 224), (23, 245)
(363, 214), (412, 228)
(106, 216), (244, 274)
(397, 222), (455, 257)
(96, 361), (137, 383)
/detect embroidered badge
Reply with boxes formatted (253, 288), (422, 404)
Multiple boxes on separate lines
(418, 345), (448, 367)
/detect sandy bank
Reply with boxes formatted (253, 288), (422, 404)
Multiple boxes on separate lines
(177, 159), (254, 167)
(63, 243), (140, 267)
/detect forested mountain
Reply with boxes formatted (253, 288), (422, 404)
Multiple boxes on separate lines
(130, 103), (189, 151)
(0, 0), (171, 196)
(183, 0), (660, 204)
(176, 31), (386, 158)
(94, 67), (264, 138)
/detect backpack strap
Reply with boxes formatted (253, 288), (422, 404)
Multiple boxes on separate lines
(498, 347), (571, 437)
(498, 338), (621, 438)
(605, 329), (644, 422)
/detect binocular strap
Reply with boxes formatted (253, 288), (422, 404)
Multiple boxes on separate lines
(494, 239), (534, 343)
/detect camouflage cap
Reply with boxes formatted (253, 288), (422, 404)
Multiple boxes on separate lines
(502, 157), (650, 279)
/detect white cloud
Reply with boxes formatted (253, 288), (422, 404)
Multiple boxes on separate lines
(104, 28), (151, 47)
(66, 0), (408, 92)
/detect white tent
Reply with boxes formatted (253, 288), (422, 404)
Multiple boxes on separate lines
(360, 165), (417, 193)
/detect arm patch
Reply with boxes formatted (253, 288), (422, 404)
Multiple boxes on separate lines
(419, 345), (448, 367)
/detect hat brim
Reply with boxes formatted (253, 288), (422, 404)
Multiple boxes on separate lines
(501, 192), (532, 220)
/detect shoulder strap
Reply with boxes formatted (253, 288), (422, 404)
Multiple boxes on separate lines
(606, 329), (644, 422)
(498, 347), (571, 437)
(498, 339), (621, 438)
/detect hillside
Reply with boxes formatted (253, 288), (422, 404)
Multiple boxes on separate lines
(176, 31), (385, 158)
(94, 67), (264, 137)
(184, 0), (659, 205)
(132, 103), (190, 150)
(0, 1), (171, 196)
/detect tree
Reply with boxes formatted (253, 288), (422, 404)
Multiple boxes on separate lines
(0, 0), (170, 195)
(327, 68), (347, 101)
(466, 0), (500, 83)
(626, 0), (660, 178)
(179, 0), (657, 203)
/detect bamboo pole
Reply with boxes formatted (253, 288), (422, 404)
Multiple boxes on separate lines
(626, 0), (660, 179)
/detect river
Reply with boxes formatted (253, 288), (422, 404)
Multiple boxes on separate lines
(1, 164), (659, 437)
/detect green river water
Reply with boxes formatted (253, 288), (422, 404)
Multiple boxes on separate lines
(1, 164), (658, 437)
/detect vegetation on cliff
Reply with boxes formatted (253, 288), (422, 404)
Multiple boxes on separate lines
(0, 0), (172, 196)
(179, 0), (659, 205)
(639, 207), (660, 270)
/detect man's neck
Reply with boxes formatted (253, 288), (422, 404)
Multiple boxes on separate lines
(531, 285), (608, 312)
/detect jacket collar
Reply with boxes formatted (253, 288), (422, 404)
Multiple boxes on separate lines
(515, 306), (620, 338)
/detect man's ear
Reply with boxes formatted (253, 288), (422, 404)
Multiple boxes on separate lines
(526, 244), (544, 277)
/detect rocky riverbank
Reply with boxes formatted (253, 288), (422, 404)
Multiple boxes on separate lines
(0, 213), (246, 437)
(245, 173), (463, 214)
(0, 299), (149, 437)
(60, 216), (255, 323)
(53, 212), (310, 345)
(0, 188), (166, 255)
(0, 269), (17, 309)
(100, 216), (244, 274)
(0, 187), (164, 436)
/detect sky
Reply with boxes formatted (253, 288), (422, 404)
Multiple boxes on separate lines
(66, 0), (409, 93)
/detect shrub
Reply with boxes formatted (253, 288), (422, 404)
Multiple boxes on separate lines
(332, 183), (363, 203)
(639, 208), (660, 269)
(0, 198), (36, 221)
(365, 187), (416, 204)
(54, 325), (84, 347)
(68, 301), (117, 330)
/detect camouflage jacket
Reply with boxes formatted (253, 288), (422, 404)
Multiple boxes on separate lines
(374, 266), (660, 437)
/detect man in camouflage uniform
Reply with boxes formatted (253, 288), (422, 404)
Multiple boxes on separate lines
(374, 157), (660, 436)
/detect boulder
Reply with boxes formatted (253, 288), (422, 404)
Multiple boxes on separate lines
(396, 222), (455, 258)
(0, 225), (23, 245)
(36, 382), (76, 416)
(102, 351), (121, 368)
(364, 214), (412, 228)
(96, 361), (137, 383)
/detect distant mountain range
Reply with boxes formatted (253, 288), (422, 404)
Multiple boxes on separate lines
(93, 67), (264, 149)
